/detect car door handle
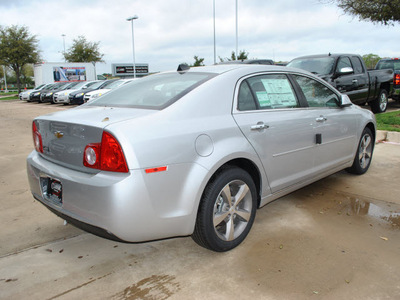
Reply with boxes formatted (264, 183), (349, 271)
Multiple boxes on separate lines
(352, 79), (358, 83)
(251, 122), (269, 130)
(316, 116), (327, 122)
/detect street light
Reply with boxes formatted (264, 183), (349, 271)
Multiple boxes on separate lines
(126, 15), (139, 78)
(61, 34), (66, 62)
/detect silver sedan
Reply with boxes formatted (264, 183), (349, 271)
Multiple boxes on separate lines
(27, 64), (376, 252)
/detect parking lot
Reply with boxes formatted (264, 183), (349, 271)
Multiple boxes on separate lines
(1, 100), (400, 299)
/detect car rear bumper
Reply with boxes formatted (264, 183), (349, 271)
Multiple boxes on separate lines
(26, 150), (206, 242)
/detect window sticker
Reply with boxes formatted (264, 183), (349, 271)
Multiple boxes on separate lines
(260, 78), (297, 107)
(255, 91), (271, 106)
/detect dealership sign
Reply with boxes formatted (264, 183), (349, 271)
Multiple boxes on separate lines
(112, 63), (149, 77)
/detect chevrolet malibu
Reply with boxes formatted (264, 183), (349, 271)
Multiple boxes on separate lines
(27, 64), (376, 252)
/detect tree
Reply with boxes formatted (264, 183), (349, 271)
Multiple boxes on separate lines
(63, 36), (104, 64)
(329, 0), (400, 25)
(192, 56), (205, 67)
(0, 25), (40, 93)
(362, 53), (381, 69)
(219, 50), (249, 62)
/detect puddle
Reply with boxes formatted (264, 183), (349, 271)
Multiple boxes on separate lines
(335, 196), (400, 228)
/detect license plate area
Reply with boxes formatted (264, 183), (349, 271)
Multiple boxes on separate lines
(40, 176), (63, 206)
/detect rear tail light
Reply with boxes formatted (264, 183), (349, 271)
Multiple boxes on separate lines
(394, 73), (400, 86)
(83, 131), (128, 173)
(32, 121), (43, 153)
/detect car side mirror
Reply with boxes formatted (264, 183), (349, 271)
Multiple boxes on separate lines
(340, 94), (353, 107)
(336, 67), (354, 77)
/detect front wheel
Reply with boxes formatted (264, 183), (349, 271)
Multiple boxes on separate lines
(370, 89), (388, 114)
(192, 167), (257, 252)
(346, 127), (374, 175)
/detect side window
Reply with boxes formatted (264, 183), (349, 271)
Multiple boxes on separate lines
(238, 81), (257, 111)
(246, 74), (298, 109)
(336, 56), (352, 72)
(350, 56), (364, 74)
(293, 75), (340, 108)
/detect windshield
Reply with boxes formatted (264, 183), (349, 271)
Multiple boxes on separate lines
(86, 81), (105, 89)
(287, 57), (336, 75)
(73, 81), (90, 89)
(88, 72), (214, 109)
(102, 80), (126, 89)
(376, 60), (400, 71)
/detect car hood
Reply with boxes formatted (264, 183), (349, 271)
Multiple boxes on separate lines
(34, 106), (156, 172)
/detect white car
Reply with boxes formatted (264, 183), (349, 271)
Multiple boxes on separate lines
(53, 81), (101, 104)
(19, 84), (46, 101)
(84, 79), (137, 102)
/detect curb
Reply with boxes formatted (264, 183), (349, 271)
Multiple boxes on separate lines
(377, 130), (400, 144)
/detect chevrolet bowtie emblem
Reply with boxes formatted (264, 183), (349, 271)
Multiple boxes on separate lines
(54, 131), (64, 138)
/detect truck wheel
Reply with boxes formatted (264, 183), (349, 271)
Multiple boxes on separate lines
(192, 167), (257, 252)
(371, 89), (388, 113)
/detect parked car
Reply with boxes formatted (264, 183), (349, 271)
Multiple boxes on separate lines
(84, 79), (137, 102)
(68, 80), (108, 105)
(19, 84), (46, 101)
(27, 64), (376, 252)
(41, 82), (81, 103)
(287, 53), (393, 113)
(375, 58), (400, 101)
(28, 83), (57, 102)
(53, 81), (100, 104)
(218, 59), (274, 65)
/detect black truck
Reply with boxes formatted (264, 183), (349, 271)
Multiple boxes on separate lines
(375, 58), (400, 102)
(287, 53), (393, 113)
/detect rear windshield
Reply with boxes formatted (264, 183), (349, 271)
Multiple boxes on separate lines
(287, 57), (336, 75)
(87, 72), (215, 109)
(376, 60), (400, 71)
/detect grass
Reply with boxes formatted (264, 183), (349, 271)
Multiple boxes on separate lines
(376, 110), (400, 132)
(0, 96), (19, 100)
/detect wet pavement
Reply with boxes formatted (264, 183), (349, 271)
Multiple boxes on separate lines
(1, 100), (400, 299)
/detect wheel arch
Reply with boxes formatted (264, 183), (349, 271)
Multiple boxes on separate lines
(204, 158), (263, 208)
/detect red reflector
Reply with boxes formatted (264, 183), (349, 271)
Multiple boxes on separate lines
(145, 166), (167, 174)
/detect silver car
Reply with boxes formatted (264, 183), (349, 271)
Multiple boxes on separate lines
(27, 64), (376, 252)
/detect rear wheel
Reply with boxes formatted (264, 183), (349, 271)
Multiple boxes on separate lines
(346, 127), (374, 175)
(192, 167), (257, 252)
(370, 89), (388, 114)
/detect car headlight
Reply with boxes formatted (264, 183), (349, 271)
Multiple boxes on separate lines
(34, 92), (40, 96)
(92, 93), (101, 99)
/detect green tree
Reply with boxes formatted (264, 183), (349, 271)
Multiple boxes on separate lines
(362, 53), (381, 69)
(219, 50), (249, 62)
(0, 25), (40, 93)
(63, 36), (104, 65)
(329, 0), (400, 25)
(193, 56), (205, 67)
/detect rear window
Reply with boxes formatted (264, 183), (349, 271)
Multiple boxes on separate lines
(376, 60), (400, 71)
(287, 57), (336, 75)
(87, 72), (215, 109)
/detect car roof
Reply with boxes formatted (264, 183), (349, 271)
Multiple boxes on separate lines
(291, 53), (358, 59)
(170, 64), (289, 75)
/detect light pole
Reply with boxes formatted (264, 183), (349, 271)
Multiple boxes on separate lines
(235, 0), (238, 59)
(61, 34), (66, 62)
(126, 15), (139, 78)
(213, 0), (216, 64)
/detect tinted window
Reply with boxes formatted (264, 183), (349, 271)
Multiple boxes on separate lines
(242, 74), (298, 109)
(336, 57), (352, 72)
(88, 73), (214, 109)
(238, 81), (256, 111)
(376, 60), (400, 71)
(287, 57), (336, 75)
(351, 56), (364, 73)
(293, 75), (339, 108)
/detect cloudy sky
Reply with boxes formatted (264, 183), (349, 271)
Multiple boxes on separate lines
(1, 0), (400, 75)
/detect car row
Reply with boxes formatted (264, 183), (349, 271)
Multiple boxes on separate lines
(27, 63), (376, 252)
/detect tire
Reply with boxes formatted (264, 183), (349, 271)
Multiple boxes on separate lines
(192, 167), (257, 252)
(370, 89), (388, 114)
(346, 127), (374, 175)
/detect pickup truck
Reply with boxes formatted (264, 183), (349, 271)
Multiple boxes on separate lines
(375, 58), (400, 102)
(287, 53), (393, 113)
